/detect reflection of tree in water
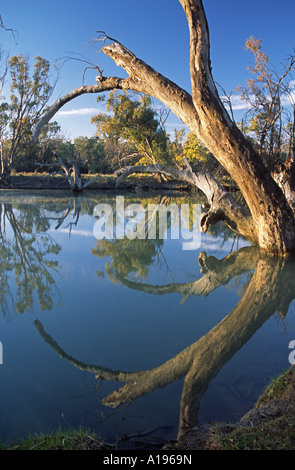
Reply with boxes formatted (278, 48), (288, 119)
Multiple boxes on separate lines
(91, 238), (165, 281)
(0, 193), (133, 316)
(91, 195), (181, 281)
(0, 202), (61, 315)
(34, 245), (295, 439)
(91, 194), (201, 282)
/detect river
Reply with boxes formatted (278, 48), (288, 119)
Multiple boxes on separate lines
(0, 190), (294, 446)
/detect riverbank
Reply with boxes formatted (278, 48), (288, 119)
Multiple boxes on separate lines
(1, 366), (294, 451)
(166, 365), (295, 450)
(2, 172), (191, 193)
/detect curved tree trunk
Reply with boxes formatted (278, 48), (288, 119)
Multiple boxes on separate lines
(32, 0), (295, 256)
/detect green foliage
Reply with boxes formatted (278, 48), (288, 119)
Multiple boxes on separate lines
(182, 132), (212, 165)
(181, 131), (232, 184)
(73, 136), (108, 173)
(92, 91), (174, 167)
(0, 54), (55, 180)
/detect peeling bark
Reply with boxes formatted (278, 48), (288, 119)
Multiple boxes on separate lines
(272, 154), (295, 208)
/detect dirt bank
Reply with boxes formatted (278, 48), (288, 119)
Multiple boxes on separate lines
(165, 366), (295, 450)
(2, 173), (191, 193)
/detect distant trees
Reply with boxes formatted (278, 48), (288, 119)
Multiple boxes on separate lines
(182, 131), (218, 170)
(0, 44), (292, 190)
(73, 136), (109, 174)
(91, 91), (176, 167)
(237, 37), (295, 171)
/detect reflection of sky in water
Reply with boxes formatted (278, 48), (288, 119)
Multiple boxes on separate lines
(0, 192), (294, 445)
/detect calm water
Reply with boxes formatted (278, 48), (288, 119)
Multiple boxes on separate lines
(0, 190), (295, 446)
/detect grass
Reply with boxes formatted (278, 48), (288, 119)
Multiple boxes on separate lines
(0, 427), (110, 451)
(212, 417), (295, 450)
(256, 367), (295, 406)
(210, 367), (295, 450)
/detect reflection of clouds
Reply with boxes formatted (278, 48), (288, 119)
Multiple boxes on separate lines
(50, 228), (94, 237)
(200, 234), (250, 253)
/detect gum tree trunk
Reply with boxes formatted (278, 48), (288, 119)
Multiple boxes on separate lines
(32, 0), (295, 256)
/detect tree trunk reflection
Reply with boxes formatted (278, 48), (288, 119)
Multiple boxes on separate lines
(34, 245), (295, 438)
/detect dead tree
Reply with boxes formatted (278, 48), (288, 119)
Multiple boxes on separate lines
(36, 153), (100, 192)
(33, 0), (295, 257)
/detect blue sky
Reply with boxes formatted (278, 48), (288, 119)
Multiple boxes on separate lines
(1, 0), (295, 139)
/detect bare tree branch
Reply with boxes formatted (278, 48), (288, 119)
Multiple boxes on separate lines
(0, 14), (18, 42)
(115, 159), (257, 242)
(35, 153), (101, 192)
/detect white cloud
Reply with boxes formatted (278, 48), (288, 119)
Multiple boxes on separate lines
(221, 94), (253, 111)
(56, 107), (100, 117)
(281, 91), (295, 106)
(55, 228), (94, 237)
(221, 91), (295, 111)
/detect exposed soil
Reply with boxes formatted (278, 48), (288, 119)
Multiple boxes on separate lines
(164, 366), (295, 450)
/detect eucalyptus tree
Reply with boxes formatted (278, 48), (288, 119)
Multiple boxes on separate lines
(33, 0), (295, 257)
(0, 54), (55, 184)
(237, 37), (295, 170)
(92, 91), (174, 167)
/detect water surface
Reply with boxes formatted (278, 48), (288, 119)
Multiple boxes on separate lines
(0, 190), (294, 446)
